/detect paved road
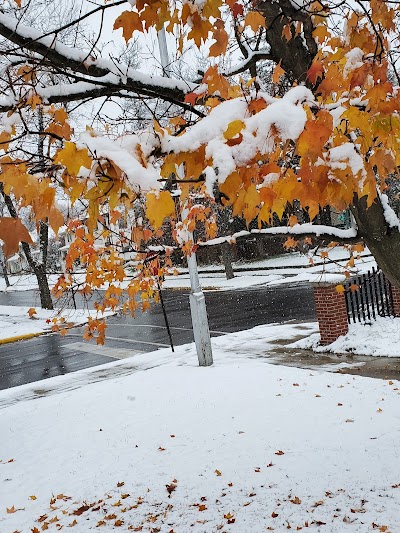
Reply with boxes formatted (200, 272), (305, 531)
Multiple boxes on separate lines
(0, 285), (315, 390)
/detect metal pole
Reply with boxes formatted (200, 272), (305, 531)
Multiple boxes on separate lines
(157, 26), (213, 366)
(157, 279), (175, 352)
(187, 251), (213, 366)
(157, 26), (173, 77)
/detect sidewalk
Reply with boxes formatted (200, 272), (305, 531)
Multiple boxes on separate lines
(1, 320), (399, 533)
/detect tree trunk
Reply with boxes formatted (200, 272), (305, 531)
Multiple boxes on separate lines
(34, 262), (54, 309)
(221, 242), (235, 280)
(351, 195), (400, 289)
(0, 184), (54, 309)
(1, 257), (10, 287)
(258, 0), (317, 84)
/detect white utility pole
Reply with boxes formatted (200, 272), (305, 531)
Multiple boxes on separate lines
(157, 27), (173, 77)
(187, 250), (213, 366)
(157, 27), (213, 366)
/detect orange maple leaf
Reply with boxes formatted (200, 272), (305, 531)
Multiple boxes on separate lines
(244, 11), (266, 32)
(0, 217), (33, 258)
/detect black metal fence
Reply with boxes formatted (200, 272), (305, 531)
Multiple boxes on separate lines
(344, 267), (394, 323)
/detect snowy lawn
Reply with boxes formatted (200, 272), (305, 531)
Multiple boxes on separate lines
(293, 316), (400, 357)
(0, 306), (113, 341)
(1, 323), (400, 533)
(0, 274), (62, 292)
(0, 248), (376, 293)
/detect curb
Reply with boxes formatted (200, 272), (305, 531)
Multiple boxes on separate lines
(0, 331), (46, 345)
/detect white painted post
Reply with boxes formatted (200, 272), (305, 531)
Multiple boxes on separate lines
(187, 251), (213, 366)
(157, 28), (213, 367)
(157, 26), (173, 77)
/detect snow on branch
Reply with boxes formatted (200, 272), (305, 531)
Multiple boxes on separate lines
(198, 224), (359, 247)
(379, 192), (400, 232)
(0, 12), (195, 106)
(222, 50), (273, 77)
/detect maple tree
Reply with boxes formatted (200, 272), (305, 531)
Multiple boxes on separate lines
(0, 0), (400, 328)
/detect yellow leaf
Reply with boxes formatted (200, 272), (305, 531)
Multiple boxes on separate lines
(224, 120), (246, 140)
(272, 63), (285, 84)
(29, 495), (37, 500)
(215, 469), (222, 476)
(54, 143), (92, 176)
(146, 191), (175, 229)
(0, 218), (33, 258)
(283, 237), (297, 250)
(113, 11), (142, 42)
(244, 11), (266, 32)
(282, 23), (292, 41)
(335, 284), (345, 293)
(53, 108), (68, 124)
(209, 21), (228, 56)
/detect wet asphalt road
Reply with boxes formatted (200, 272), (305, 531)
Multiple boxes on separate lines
(0, 284), (315, 390)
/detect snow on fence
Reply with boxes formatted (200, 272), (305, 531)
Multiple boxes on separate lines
(344, 268), (395, 323)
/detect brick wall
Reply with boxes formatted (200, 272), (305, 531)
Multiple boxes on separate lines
(313, 284), (349, 345)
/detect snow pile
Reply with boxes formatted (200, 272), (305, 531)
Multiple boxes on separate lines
(292, 316), (400, 357)
(1, 334), (399, 532)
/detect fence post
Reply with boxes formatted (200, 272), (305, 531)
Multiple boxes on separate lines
(391, 284), (400, 317)
(312, 282), (349, 345)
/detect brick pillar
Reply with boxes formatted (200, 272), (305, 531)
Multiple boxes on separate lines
(313, 283), (349, 345)
(391, 284), (400, 317)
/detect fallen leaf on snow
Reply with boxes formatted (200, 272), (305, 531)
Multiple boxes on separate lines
(166, 483), (177, 496)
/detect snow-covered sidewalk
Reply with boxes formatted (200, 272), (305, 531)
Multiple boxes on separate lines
(1, 323), (400, 533)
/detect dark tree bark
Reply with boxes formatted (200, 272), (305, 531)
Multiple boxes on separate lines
(0, 184), (54, 309)
(351, 196), (400, 289)
(0, 256), (10, 287)
(221, 242), (235, 280)
(258, 0), (317, 84)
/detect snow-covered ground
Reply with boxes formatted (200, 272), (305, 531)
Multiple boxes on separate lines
(0, 306), (112, 341)
(165, 249), (375, 290)
(293, 316), (400, 357)
(0, 274), (62, 292)
(1, 323), (399, 533)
